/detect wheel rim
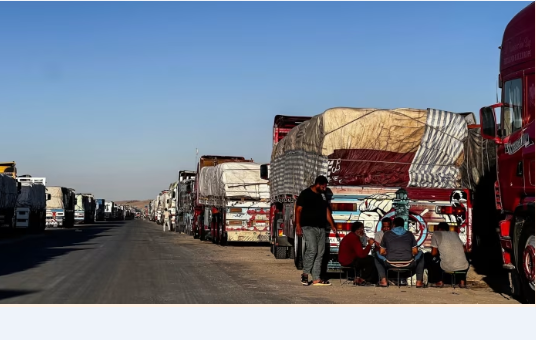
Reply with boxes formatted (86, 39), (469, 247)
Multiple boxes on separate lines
(522, 235), (535, 291)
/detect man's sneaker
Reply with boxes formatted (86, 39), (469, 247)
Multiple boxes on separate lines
(301, 274), (310, 286)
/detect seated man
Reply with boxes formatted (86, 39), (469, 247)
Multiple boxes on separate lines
(374, 217), (392, 248)
(338, 222), (376, 285)
(429, 222), (470, 288)
(374, 217), (425, 288)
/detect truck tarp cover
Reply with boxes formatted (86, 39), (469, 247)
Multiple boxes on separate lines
(46, 187), (65, 209)
(270, 107), (481, 198)
(0, 174), (18, 209)
(16, 183), (46, 210)
(199, 162), (269, 200)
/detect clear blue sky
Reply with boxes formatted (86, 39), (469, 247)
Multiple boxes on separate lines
(0, 1), (530, 201)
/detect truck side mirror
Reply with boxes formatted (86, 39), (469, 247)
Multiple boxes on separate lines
(260, 164), (269, 180)
(480, 106), (502, 144)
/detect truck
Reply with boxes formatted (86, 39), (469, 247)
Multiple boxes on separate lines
(75, 193), (96, 224)
(0, 161), (17, 179)
(176, 170), (196, 234)
(199, 162), (270, 244)
(193, 155), (252, 240)
(104, 201), (114, 221)
(15, 176), (49, 232)
(0, 174), (18, 230)
(95, 199), (106, 221)
(261, 107), (484, 275)
(46, 186), (75, 228)
(479, 1), (534, 303)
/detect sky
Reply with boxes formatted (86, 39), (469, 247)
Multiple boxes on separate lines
(0, 1), (531, 201)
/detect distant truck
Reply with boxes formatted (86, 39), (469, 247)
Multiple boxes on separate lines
(199, 162), (270, 244)
(46, 186), (75, 228)
(176, 170), (196, 234)
(15, 176), (49, 232)
(0, 161), (17, 179)
(193, 155), (252, 240)
(75, 193), (96, 224)
(0, 173), (18, 230)
(95, 199), (106, 221)
(104, 201), (114, 221)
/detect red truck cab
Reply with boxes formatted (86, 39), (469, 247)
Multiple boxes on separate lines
(479, 1), (534, 303)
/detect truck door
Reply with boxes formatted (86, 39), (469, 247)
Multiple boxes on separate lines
(523, 70), (535, 196)
(498, 76), (525, 210)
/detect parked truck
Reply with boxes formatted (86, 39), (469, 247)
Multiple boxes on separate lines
(95, 199), (106, 221)
(262, 107), (484, 275)
(75, 193), (96, 224)
(46, 186), (75, 228)
(193, 155), (252, 240)
(0, 161), (17, 179)
(15, 176), (48, 232)
(0, 173), (18, 230)
(199, 162), (270, 244)
(479, 1), (534, 303)
(104, 201), (114, 221)
(176, 170), (196, 234)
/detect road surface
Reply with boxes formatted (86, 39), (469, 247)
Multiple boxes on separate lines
(0, 220), (519, 304)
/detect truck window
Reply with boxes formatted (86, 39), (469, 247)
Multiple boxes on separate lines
(502, 78), (523, 136)
(528, 73), (534, 123)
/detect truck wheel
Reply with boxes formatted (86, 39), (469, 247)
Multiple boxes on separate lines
(294, 231), (304, 270)
(517, 216), (535, 304)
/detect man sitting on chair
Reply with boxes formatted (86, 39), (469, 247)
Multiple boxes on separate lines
(429, 222), (469, 288)
(374, 217), (425, 288)
(338, 222), (376, 286)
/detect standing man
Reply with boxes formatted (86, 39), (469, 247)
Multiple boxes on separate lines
(163, 208), (171, 232)
(296, 176), (337, 286)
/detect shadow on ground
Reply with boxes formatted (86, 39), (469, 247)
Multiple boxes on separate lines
(0, 221), (121, 279)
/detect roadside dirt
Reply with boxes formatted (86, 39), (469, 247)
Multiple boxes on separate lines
(171, 233), (519, 304)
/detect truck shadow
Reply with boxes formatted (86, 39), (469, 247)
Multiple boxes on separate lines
(0, 224), (117, 279)
(0, 289), (40, 302)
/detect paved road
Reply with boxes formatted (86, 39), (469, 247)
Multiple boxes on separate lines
(0, 220), (519, 304)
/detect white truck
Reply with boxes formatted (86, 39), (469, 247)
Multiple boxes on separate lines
(104, 201), (114, 221)
(15, 176), (48, 232)
(199, 162), (270, 245)
(46, 187), (76, 228)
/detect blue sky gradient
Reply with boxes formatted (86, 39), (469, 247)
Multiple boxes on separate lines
(0, 1), (530, 200)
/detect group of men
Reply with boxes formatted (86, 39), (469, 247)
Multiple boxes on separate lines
(296, 176), (470, 288)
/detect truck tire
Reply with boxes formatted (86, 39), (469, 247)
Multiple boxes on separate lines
(294, 232), (304, 270)
(517, 215), (535, 304)
(221, 231), (228, 246)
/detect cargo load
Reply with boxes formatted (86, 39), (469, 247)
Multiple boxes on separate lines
(199, 162), (269, 201)
(270, 107), (482, 200)
(16, 183), (46, 210)
(0, 174), (18, 209)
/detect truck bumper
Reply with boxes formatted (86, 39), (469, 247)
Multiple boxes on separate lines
(226, 230), (270, 242)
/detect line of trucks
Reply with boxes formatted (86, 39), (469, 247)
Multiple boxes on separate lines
(148, 2), (534, 303)
(1, 162), (137, 233)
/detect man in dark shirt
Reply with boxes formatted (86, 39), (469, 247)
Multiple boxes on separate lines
(374, 217), (425, 288)
(338, 222), (376, 285)
(296, 176), (337, 286)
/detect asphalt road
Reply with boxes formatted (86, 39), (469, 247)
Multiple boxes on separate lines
(0, 220), (519, 304)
